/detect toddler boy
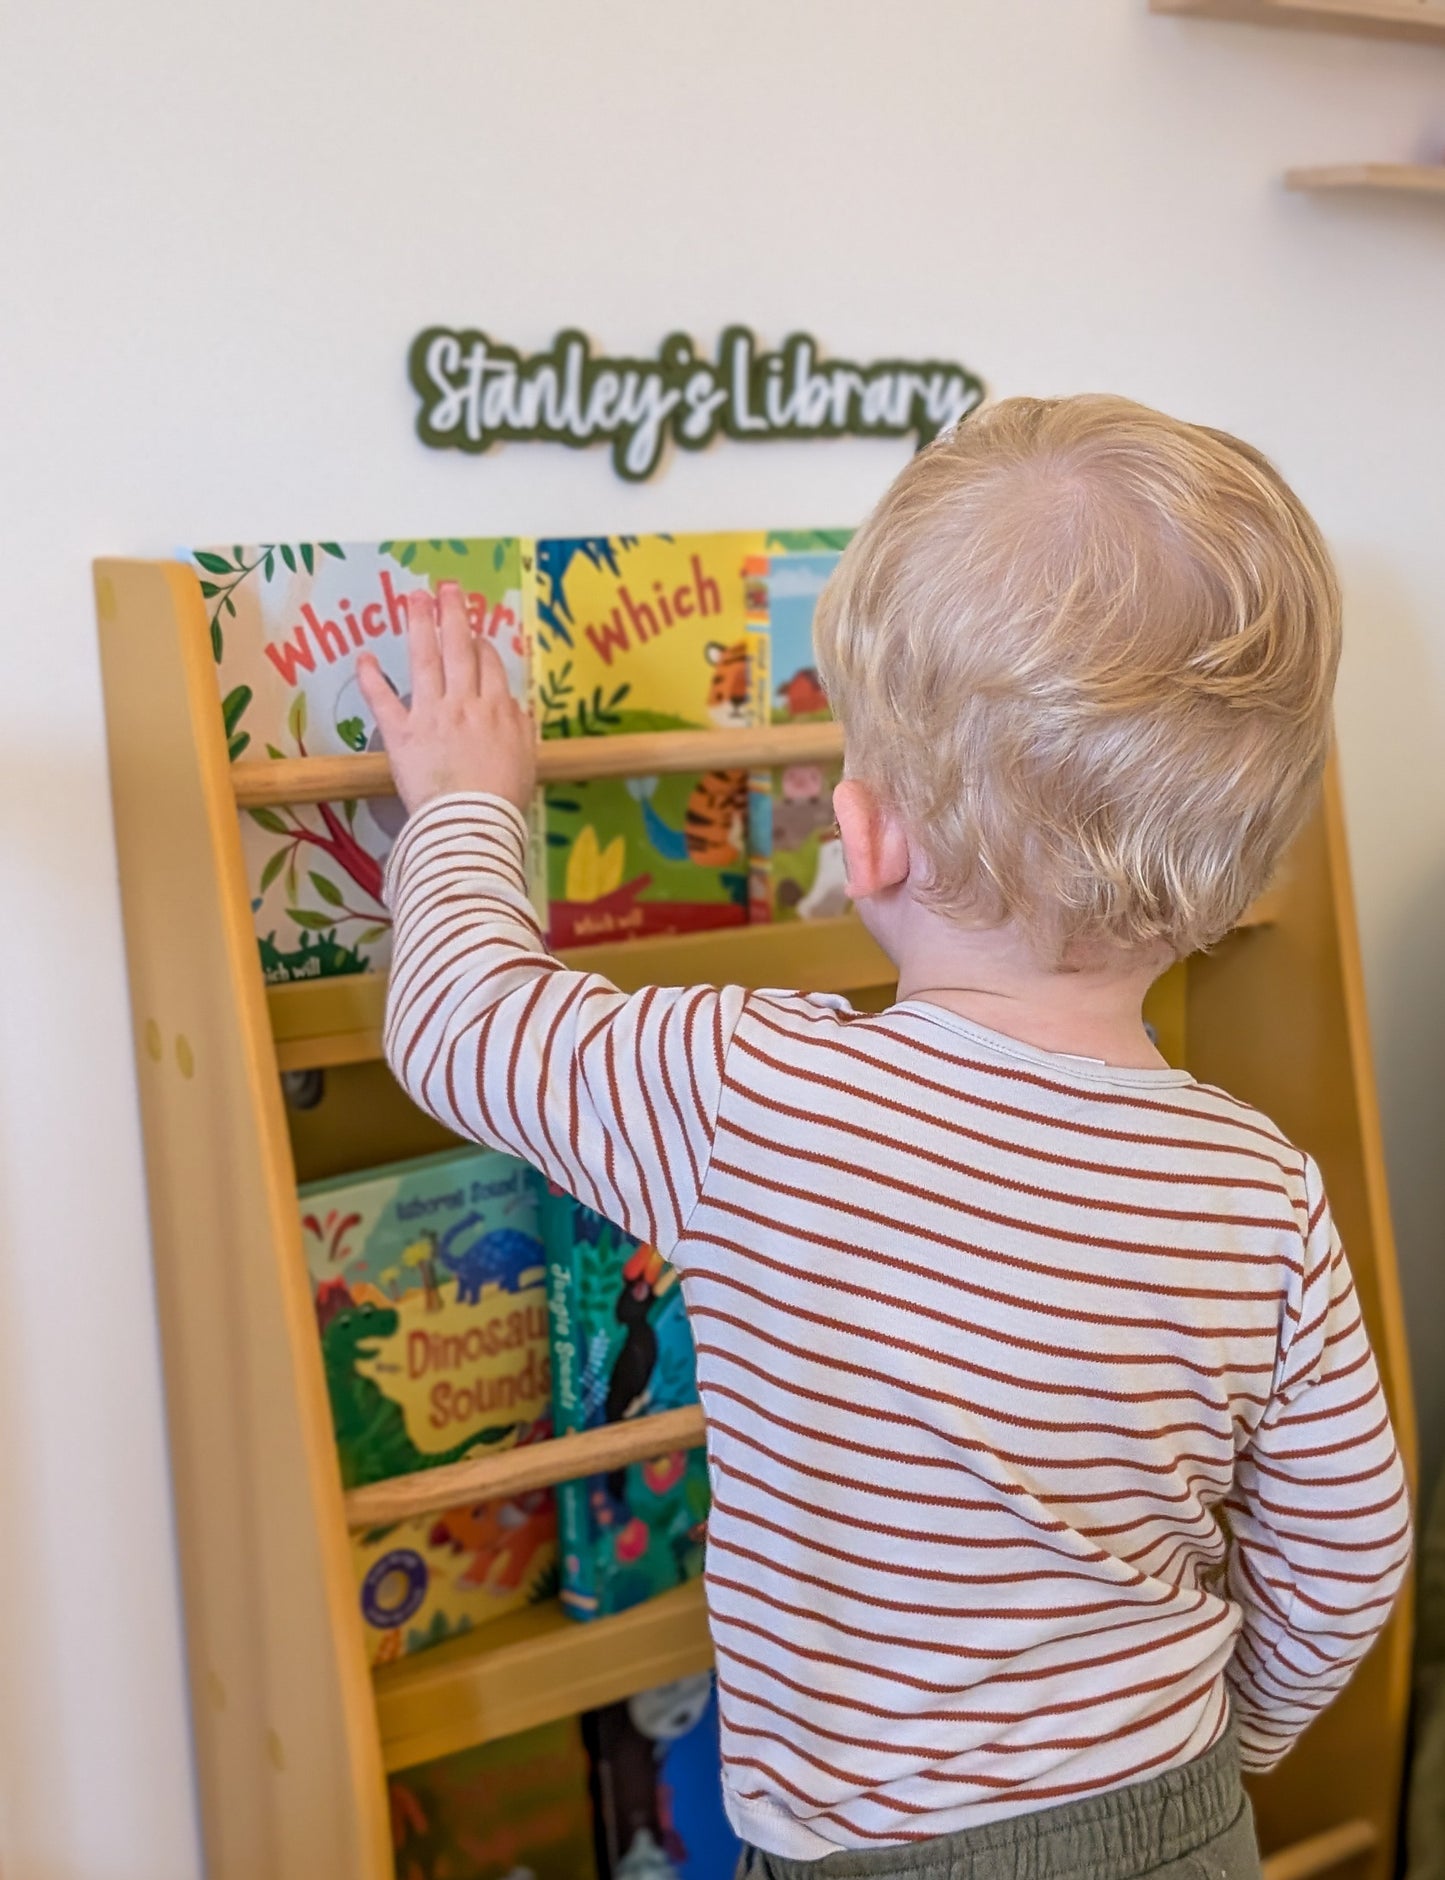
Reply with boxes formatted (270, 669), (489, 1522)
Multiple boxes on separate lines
(360, 396), (1409, 1880)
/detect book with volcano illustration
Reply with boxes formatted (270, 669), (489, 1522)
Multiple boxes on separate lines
(544, 1190), (709, 1622)
(301, 1143), (557, 1663)
(745, 532), (853, 925)
(193, 539), (534, 983)
(529, 533), (766, 948)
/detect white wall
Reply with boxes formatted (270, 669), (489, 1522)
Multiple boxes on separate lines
(4, 3), (1444, 1872)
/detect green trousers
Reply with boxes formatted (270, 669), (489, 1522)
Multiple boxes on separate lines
(735, 1727), (1260, 1880)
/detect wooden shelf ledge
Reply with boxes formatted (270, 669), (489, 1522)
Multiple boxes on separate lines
(1262, 1821), (1376, 1880)
(268, 914), (895, 1070)
(346, 1404), (705, 1530)
(233, 722), (845, 808)
(374, 1577), (711, 1771)
(1151, 0), (1445, 42)
(1286, 163), (1445, 195)
(269, 894), (1282, 1073)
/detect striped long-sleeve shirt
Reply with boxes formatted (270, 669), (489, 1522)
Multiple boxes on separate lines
(383, 794), (1410, 1861)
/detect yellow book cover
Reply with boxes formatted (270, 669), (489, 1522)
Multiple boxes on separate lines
(354, 1480), (557, 1669)
(529, 533), (765, 947)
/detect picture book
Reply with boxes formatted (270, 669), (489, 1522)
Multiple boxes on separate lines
(389, 1714), (598, 1880)
(194, 539), (533, 983)
(352, 1477), (557, 1669)
(544, 1190), (709, 1621)
(583, 1675), (740, 1880)
(300, 1144), (550, 1490)
(529, 533), (766, 948)
(745, 533), (852, 925)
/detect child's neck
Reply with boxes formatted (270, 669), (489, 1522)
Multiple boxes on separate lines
(877, 901), (1171, 1072)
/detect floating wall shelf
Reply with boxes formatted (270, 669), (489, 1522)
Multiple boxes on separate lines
(1151, 0), (1445, 43)
(1286, 162), (1445, 194)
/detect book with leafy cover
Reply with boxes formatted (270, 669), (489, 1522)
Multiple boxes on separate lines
(746, 533), (853, 926)
(529, 533), (766, 948)
(388, 1715), (598, 1880)
(583, 1675), (740, 1880)
(544, 1190), (709, 1622)
(194, 539), (533, 983)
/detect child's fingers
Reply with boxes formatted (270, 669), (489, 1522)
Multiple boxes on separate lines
(357, 654), (406, 744)
(437, 581), (477, 697)
(476, 635), (516, 712)
(406, 590), (443, 704)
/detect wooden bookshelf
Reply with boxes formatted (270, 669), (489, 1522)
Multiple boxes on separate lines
(95, 555), (1417, 1880)
(1287, 162), (1445, 194)
(1151, 0), (1445, 42)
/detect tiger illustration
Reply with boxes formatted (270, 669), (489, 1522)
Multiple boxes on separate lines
(705, 637), (751, 729)
(631, 639), (750, 867)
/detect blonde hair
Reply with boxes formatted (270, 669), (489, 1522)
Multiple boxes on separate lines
(813, 394), (1341, 961)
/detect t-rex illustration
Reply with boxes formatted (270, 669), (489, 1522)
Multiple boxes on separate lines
(434, 1215), (545, 1306)
(321, 1302), (509, 1488)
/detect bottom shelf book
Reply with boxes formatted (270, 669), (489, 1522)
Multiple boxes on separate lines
(388, 1669), (741, 1880)
(389, 1714), (597, 1880)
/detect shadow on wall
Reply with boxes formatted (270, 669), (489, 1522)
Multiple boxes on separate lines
(1334, 554), (1445, 1500)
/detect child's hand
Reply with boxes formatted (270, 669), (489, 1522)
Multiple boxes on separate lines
(357, 582), (536, 817)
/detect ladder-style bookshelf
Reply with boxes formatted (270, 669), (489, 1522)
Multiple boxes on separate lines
(95, 556), (1417, 1880)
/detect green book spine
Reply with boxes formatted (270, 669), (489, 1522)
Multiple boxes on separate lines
(543, 1185), (597, 1619)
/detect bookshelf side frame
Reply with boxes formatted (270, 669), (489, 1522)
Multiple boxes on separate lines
(1187, 761), (1415, 1880)
(94, 559), (390, 1880)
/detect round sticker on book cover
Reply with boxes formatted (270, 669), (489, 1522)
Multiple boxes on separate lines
(360, 1549), (428, 1630)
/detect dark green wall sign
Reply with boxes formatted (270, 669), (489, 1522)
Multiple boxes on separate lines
(408, 326), (985, 482)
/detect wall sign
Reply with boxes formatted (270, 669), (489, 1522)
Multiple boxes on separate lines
(408, 325), (985, 482)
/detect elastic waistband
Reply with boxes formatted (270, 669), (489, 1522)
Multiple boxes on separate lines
(756, 1727), (1245, 1880)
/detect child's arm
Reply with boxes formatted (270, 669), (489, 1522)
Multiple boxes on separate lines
(1223, 1163), (1411, 1770)
(359, 584), (741, 1256)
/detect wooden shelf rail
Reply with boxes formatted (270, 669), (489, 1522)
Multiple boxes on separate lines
(345, 1404), (706, 1530)
(233, 722), (846, 808)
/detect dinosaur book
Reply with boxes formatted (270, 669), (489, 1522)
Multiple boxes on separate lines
(195, 538), (537, 983)
(745, 534), (853, 926)
(302, 1144), (557, 1658)
(529, 532), (767, 948)
(388, 1714), (598, 1880)
(302, 1145), (551, 1487)
(544, 1189), (709, 1622)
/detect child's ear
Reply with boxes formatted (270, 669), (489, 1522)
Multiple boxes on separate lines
(833, 779), (911, 900)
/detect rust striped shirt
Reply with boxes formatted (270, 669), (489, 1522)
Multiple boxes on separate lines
(383, 795), (1409, 1860)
